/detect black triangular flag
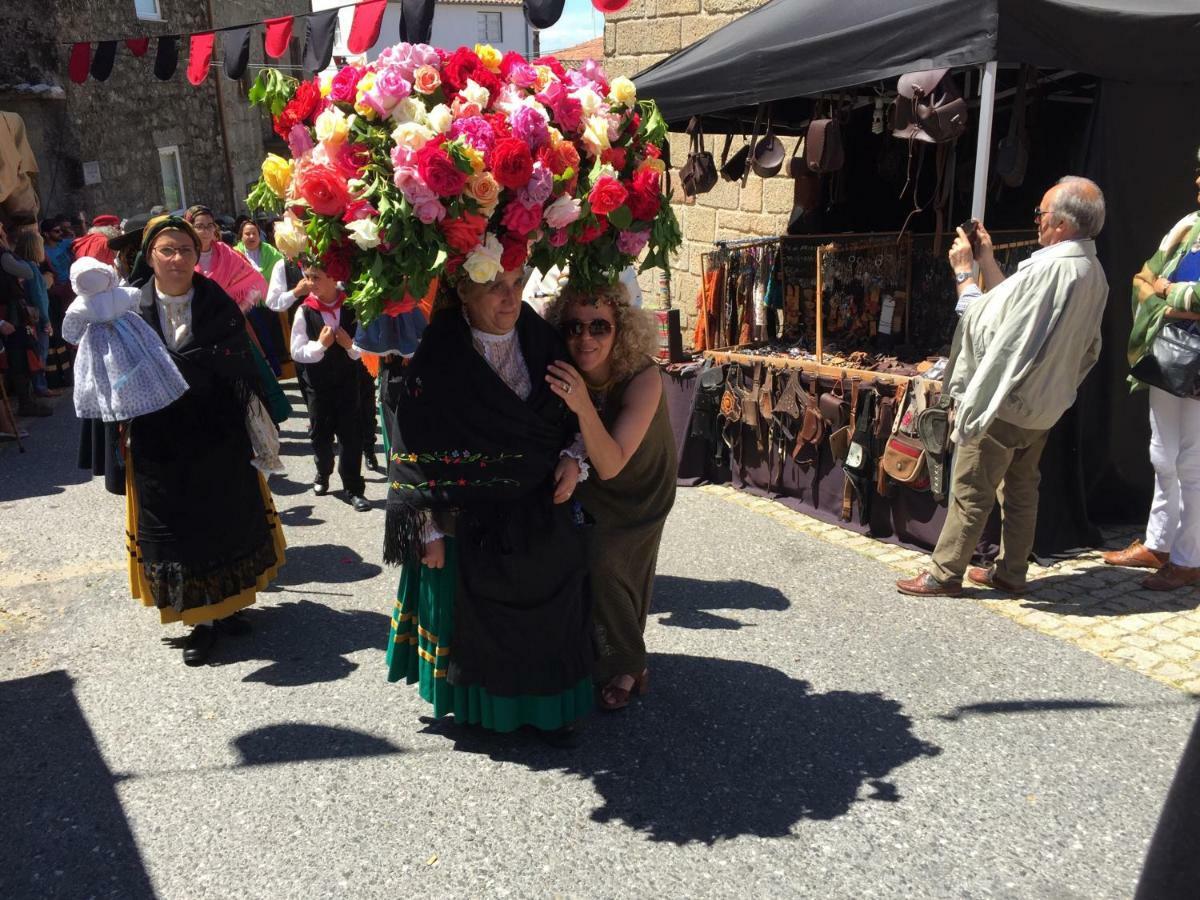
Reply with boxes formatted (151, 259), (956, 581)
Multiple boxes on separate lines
(90, 40), (118, 81)
(303, 10), (338, 78)
(221, 27), (251, 80)
(523, 0), (566, 30)
(399, 0), (435, 44)
(154, 36), (178, 80)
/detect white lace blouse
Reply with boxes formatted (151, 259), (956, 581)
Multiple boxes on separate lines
(155, 287), (195, 351)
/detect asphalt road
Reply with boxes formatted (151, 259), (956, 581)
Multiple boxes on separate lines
(1, 388), (1197, 899)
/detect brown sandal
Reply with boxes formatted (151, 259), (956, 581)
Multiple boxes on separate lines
(599, 669), (649, 711)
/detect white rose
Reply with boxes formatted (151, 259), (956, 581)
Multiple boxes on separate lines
(608, 76), (637, 107)
(314, 106), (348, 145)
(462, 234), (505, 284)
(427, 103), (453, 135)
(461, 78), (491, 111)
(346, 218), (382, 250)
(391, 121), (435, 152)
(274, 213), (308, 259)
(573, 87), (603, 117)
(389, 97), (427, 126)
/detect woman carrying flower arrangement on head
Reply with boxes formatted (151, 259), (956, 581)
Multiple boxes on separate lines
(244, 43), (681, 745)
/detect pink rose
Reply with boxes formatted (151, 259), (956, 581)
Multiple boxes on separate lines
(374, 66), (412, 102)
(500, 201), (543, 236)
(288, 124), (315, 158)
(616, 229), (650, 255)
(543, 194), (582, 229)
(549, 228), (569, 247)
(413, 65), (441, 95)
(330, 66), (363, 103)
(413, 196), (446, 224)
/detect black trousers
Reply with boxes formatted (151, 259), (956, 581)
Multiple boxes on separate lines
(303, 381), (365, 495)
(359, 365), (377, 461)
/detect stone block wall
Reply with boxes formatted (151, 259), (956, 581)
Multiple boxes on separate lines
(602, 0), (783, 342)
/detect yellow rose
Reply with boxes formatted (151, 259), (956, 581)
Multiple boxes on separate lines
(354, 71), (377, 119)
(261, 154), (293, 199)
(534, 66), (554, 92)
(581, 115), (612, 157)
(609, 76), (637, 107)
(319, 72), (333, 97)
(639, 157), (666, 176)
(461, 146), (486, 174)
(466, 172), (501, 209)
(474, 44), (502, 72)
(273, 212), (309, 259)
(314, 107), (348, 145)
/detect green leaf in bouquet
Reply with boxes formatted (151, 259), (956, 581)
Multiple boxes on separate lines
(637, 99), (668, 147)
(607, 205), (633, 231)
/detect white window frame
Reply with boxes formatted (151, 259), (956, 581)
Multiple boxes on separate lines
(158, 146), (186, 211)
(477, 12), (503, 44)
(134, 0), (162, 21)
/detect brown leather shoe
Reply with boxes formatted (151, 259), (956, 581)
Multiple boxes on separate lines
(1103, 540), (1168, 570)
(967, 566), (1027, 594)
(896, 572), (963, 597)
(1141, 562), (1200, 591)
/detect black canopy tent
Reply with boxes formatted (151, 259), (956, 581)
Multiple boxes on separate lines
(634, 0), (1200, 549)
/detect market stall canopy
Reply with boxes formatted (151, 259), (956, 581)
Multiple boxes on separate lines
(634, 0), (1200, 123)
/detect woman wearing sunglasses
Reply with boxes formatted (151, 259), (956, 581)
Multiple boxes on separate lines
(544, 283), (677, 711)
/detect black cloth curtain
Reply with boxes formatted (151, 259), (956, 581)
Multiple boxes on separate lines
(399, 0), (435, 44)
(153, 36), (178, 81)
(523, 0), (566, 30)
(221, 27), (252, 80)
(90, 41), (117, 82)
(303, 11), (338, 78)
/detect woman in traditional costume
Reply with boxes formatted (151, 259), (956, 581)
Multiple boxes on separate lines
(123, 216), (286, 665)
(544, 282), (677, 711)
(383, 266), (593, 746)
(234, 216), (294, 379)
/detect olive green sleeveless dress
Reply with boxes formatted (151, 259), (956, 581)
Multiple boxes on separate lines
(576, 370), (677, 683)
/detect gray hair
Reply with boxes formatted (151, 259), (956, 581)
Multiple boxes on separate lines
(1052, 176), (1106, 238)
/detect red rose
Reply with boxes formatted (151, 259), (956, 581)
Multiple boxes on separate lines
(415, 143), (468, 198)
(333, 143), (371, 181)
(319, 246), (352, 283)
(626, 168), (662, 222)
(442, 47), (483, 93)
(440, 211), (489, 255)
(444, 253), (465, 276)
(588, 176), (628, 217)
(472, 68), (503, 99)
(329, 66), (363, 104)
(500, 200), (543, 236)
(290, 80), (322, 122)
(272, 108), (300, 140)
(601, 147), (628, 171)
(500, 51), (527, 80)
(342, 198), (378, 223)
(485, 112), (512, 141)
(644, 143), (661, 160)
(577, 219), (608, 244)
(295, 164), (351, 217)
(533, 56), (567, 80)
(488, 138), (534, 190)
(500, 232), (528, 271)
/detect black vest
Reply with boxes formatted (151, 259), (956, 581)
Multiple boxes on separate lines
(297, 302), (358, 392)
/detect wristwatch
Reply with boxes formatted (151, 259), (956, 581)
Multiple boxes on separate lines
(955, 271), (973, 285)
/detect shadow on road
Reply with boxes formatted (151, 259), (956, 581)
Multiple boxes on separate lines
(278, 504), (326, 528)
(196, 599), (389, 686)
(652, 575), (790, 630)
(937, 699), (1125, 721)
(0, 670), (155, 899)
(233, 723), (403, 767)
(1013, 570), (1198, 617)
(426, 653), (940, 844)
(271, 543), (382, 586)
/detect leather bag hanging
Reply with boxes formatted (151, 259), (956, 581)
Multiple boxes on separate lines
(719, 363), (744, 423)
(891, 69), (968, 145)
(881, 382), (929, 486)
(1130, 320), (1200, 398)
(751, 105), (785, 178)
(805, 114), (844, 174)
(828, 377), (859, 462)
(794, 376), (824, 465)
(679, 117), (718, 197)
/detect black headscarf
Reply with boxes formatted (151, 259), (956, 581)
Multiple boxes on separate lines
(382, 302), (575, 565)
(128, 215), (201, 288)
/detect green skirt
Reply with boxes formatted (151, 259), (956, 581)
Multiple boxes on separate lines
(385, 537), (592, 733)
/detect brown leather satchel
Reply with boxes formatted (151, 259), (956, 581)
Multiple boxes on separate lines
(774, 368), (804, 419)
(680, 116), (718, 197)
(828, 379), (860, 463)
(891, 69), (968, 145)
(742, 362), (762, 429)
(805, 117), (844, 174)
(880, 382), (929, 486)
(819, 377), (850, 430)
(759, 367), (775, 422)
(719, 363), (744, 422)
(794, 377), (824, 464)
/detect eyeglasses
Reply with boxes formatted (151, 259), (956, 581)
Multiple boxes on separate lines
(1033, 207), (1054, 224)
(154, 246), (197, 260)
(561, 319), (614, 338)
(192, 222), (218, 232)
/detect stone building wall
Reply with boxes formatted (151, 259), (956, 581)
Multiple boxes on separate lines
(603, 0), (785, 340)
(0, 0), (306, 224)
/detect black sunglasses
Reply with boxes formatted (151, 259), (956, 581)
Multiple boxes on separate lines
(561, 319), (614, 338)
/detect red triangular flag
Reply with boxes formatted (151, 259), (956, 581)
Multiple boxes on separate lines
(68, 42), (91, 84)
(264, 16), (294, 59)
(187, 32), (215, 85)
(347, 0), (387, 54)
(125, 37), (150, 57)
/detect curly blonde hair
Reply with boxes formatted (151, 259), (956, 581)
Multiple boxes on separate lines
(544, 281), (659, 383)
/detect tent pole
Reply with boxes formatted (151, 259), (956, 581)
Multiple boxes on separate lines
(971, 61), (999, 222)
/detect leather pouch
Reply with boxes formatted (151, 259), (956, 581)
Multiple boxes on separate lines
(742, 363), (762, 428)
(719, 363), (743, 423)
(680, 116), (718, 197)
(881, 433), (927, 484)
(819, 380), (849, 429)
(759, 368), (775, 421)
(773, 369), (803, 419)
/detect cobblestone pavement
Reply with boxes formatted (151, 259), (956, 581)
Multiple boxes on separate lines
(701, 485), (1200, 695)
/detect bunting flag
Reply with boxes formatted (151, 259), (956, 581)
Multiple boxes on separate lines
(125, 37), (150, 58)
(347, 0), (387, 53)
(592, 0), (632, 11)
(399, 0), (435, 44)
(303, 10), (339, 78)
(90, 41), (118, 81)
(187, 32), (215, 85)
(221, 27), (252, 80)
(154, 36), (178, 81)
(523, 0), (566, 30)
(264, 16), (294, 58)
(68, 42), (91, 84)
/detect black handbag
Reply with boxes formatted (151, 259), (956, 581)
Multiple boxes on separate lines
(1131, 319), (1200, 398)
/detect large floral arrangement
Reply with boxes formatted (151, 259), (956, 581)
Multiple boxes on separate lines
(245, 44), (681, 323)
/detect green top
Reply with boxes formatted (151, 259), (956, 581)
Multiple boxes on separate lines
(1128, 211), (1200, 392)
(235, 240), (284, 290)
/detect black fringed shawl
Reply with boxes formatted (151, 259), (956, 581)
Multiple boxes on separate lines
(383, 303), (576, 565)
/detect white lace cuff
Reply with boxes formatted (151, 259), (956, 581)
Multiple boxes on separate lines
(421, 512), (444, 543)
(561, 435), (590, 482)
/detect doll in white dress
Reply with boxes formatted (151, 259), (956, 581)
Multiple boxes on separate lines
(61, 257), (188, 422)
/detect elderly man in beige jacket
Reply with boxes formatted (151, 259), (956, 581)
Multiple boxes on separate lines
(898, 176), (1110, 597)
